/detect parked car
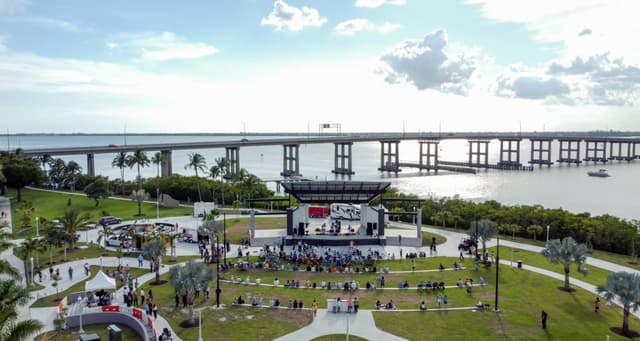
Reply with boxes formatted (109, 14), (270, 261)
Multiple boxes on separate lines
(105, 235), (131, 247)
(99, 216), (122, 227)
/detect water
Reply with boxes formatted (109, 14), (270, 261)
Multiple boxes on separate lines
(6, 134), (639, 220)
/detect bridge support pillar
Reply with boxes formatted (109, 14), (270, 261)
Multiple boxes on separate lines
(468, 140), (489, 167)
(161, 150), (172, 177)
(497, 138), (522, 168)
(584, 140), (608, 163)
(224, 146), (240, 179)
(86, 153), (95, 176)
(332, 142), (355, 175)
(557, 139), (582, 165)
(609, 141), (634, 161)
(418, 140), (439, 172)
(634, 142), (640, 159)
(529, 139), (553, 166)
(378, 141), (400, 173)
(281, 144), (301, 177)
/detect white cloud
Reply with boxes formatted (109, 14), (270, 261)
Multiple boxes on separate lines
(0, 0), (30, 16)
(335, 19), (371, 35)
(261, 0), (327, 32)
(355, 0), (405, 8)
(465, 0), (640, 63)
(578, 28), (592, 37)
(378, 29), (476, 94)
(377, 22), (401, 33)
(495, 73), (570, 100)
(1, 16), (81, 32)
(107, 32), (218, 62)
(335, 19), (400, 36)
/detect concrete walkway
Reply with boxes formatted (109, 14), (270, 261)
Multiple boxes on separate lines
(274, 309), (407, 341)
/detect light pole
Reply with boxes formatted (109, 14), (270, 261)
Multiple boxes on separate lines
(35, 217), (39, 237)
(223, 213), (227, 265)
(77, 296), (85, 333)
(197, 309), (203, 341)
(546, 225), (550, 247)
(494, 236), (500, 312)
(30, 257), (34, 287)
(215, 232), (221, 308)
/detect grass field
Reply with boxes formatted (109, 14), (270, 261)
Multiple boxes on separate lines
(488, 245), (613, 287)
(34, 323), (140, 341)
(31, 266), (148, 308)
(224, 217), (286, 244)
(15, 242), (106, 267)
(6, 188), (192, 238)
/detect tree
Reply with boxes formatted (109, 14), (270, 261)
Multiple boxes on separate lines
(0, 231), (20, 279)
(126, 149), (150, 216)
(16, 238), (44, 287)
(84, 179), (109, 207)
(469, 219), (498, 259)
(198, 210), (221, 261)
(212, 157), (229, 206)
(56, 207), (91, 252)
(47, 158), (66, 189)
(0, 153), (43, 202)
(526, 224), (544, 242)
(97, 226), (114, 247)
(597, 272), (640, 337)
(185, 153), (207, 202)
(142, 238), (166, 284)
(541, 236), (588, 291)
(18, 201), (34, 230)
(112, 151), (128, 195)
(0, 279), (30, 309)
(0, 280), (43, 340)
(169, 260), (214, 325)
(64, 161), (82, 191)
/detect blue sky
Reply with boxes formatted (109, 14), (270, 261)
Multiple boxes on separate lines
(1, 0), (638, 133)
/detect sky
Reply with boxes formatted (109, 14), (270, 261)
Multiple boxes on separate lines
(0, 0), (639, 133)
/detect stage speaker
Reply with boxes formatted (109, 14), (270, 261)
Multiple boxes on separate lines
(298, 223), (305, 235)
(366, 223), (373, 236)
(372, 223), (377, 230)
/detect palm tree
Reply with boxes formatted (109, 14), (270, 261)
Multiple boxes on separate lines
(0, 231), (20, 280)
(56, 207), (91, 252)
(112, 151), (128, 195)
(597, 271), (640, 337)
(48, 158), (66, 189)
(64, 161), (82, 191)
(97, 226), (114, 247)
(213, 157), (229, 206)
(142, 238), (166, 284)
(151, 152), (165, 218)
(185, 153), (207, 202)
(526, 224), (544, 242)
(169, 260), (214, 326)
(16, 238), (43, 287)
(541, 236), (588, 291)
(126, 149), (150, 216)
(469, 219), (498, 260)
(198, 210), (221, 261)
(0, 278), (43, 340)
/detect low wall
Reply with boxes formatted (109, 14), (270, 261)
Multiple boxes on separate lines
(66, 309), (151, 341)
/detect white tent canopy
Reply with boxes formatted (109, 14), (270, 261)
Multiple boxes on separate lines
(84, 270), (116, 292)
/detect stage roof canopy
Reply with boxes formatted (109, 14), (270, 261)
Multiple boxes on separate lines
(281, 181), (391, 204)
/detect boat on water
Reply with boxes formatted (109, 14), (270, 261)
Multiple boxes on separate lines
(587, 169), (610, 177)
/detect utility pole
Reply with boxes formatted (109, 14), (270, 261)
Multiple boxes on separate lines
(495, 236), (500, 312)
(215, 232), (221, 308)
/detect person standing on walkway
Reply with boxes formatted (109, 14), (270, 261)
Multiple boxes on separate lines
(84, 263), (89, 276)
(153, 303), (158, 319)
(354, 297), (359, 313)
(140, 288), (145, 306)
(541, 310), (548, 329)
(68, 267), (73, 280)
(311, 300), (318, 317)
(138, 254), (144, 267)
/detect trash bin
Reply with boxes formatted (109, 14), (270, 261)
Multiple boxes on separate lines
(517, 260), (523, 269)
(107, 324), (122, 341)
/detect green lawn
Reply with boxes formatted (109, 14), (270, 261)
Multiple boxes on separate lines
(224, 217), (286, 244)
(34, 323), (140, 341)
(7, 188), (192, 238)
(15, 242), (107, 267)
(488, 245), (612, 288)
(31, 266), (148, 308)
(374, 265), (640, 340)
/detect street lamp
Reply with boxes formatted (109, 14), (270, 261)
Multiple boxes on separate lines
(546, 225), (550, 247)
(77, 296), (85, 333)
(197, 309), (203, 341)
(215, 233), (221, 308)
(30, 257), (34, 287)
(35, 217), (39, 237)
(494, 236), (500, 312)
(223, 213), (227, 265)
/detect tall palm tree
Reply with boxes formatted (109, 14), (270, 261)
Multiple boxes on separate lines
(597, 271), (640, 337)
(126, 149), (150, 216)
(16, 238), (45, 286)
(213, 157), (229, 206)
(0, 288), (43, 341)
(169, 260), (214, 325)
(142, 238), (166, 284)
(112, 151), (128, 195)
(151, 152), (165, 218)
(184, 153), (207, 202)
(0, 231), (20, 280)
(0, 279), (30, 309)
(469, 219), (498, 260)
(48, 158), (66, 189)
(541, 236), (588, 291)
(198, 210), (221, 261)
(64, 161), (82, 191)
(56, 207), (91, 253)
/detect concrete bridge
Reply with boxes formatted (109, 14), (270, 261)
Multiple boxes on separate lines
(17, 132), (640, 178)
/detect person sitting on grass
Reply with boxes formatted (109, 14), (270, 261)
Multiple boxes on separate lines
(479, 277), (486, 285)
(375, 300), (382, 310)
(420, 301), (427, 311)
